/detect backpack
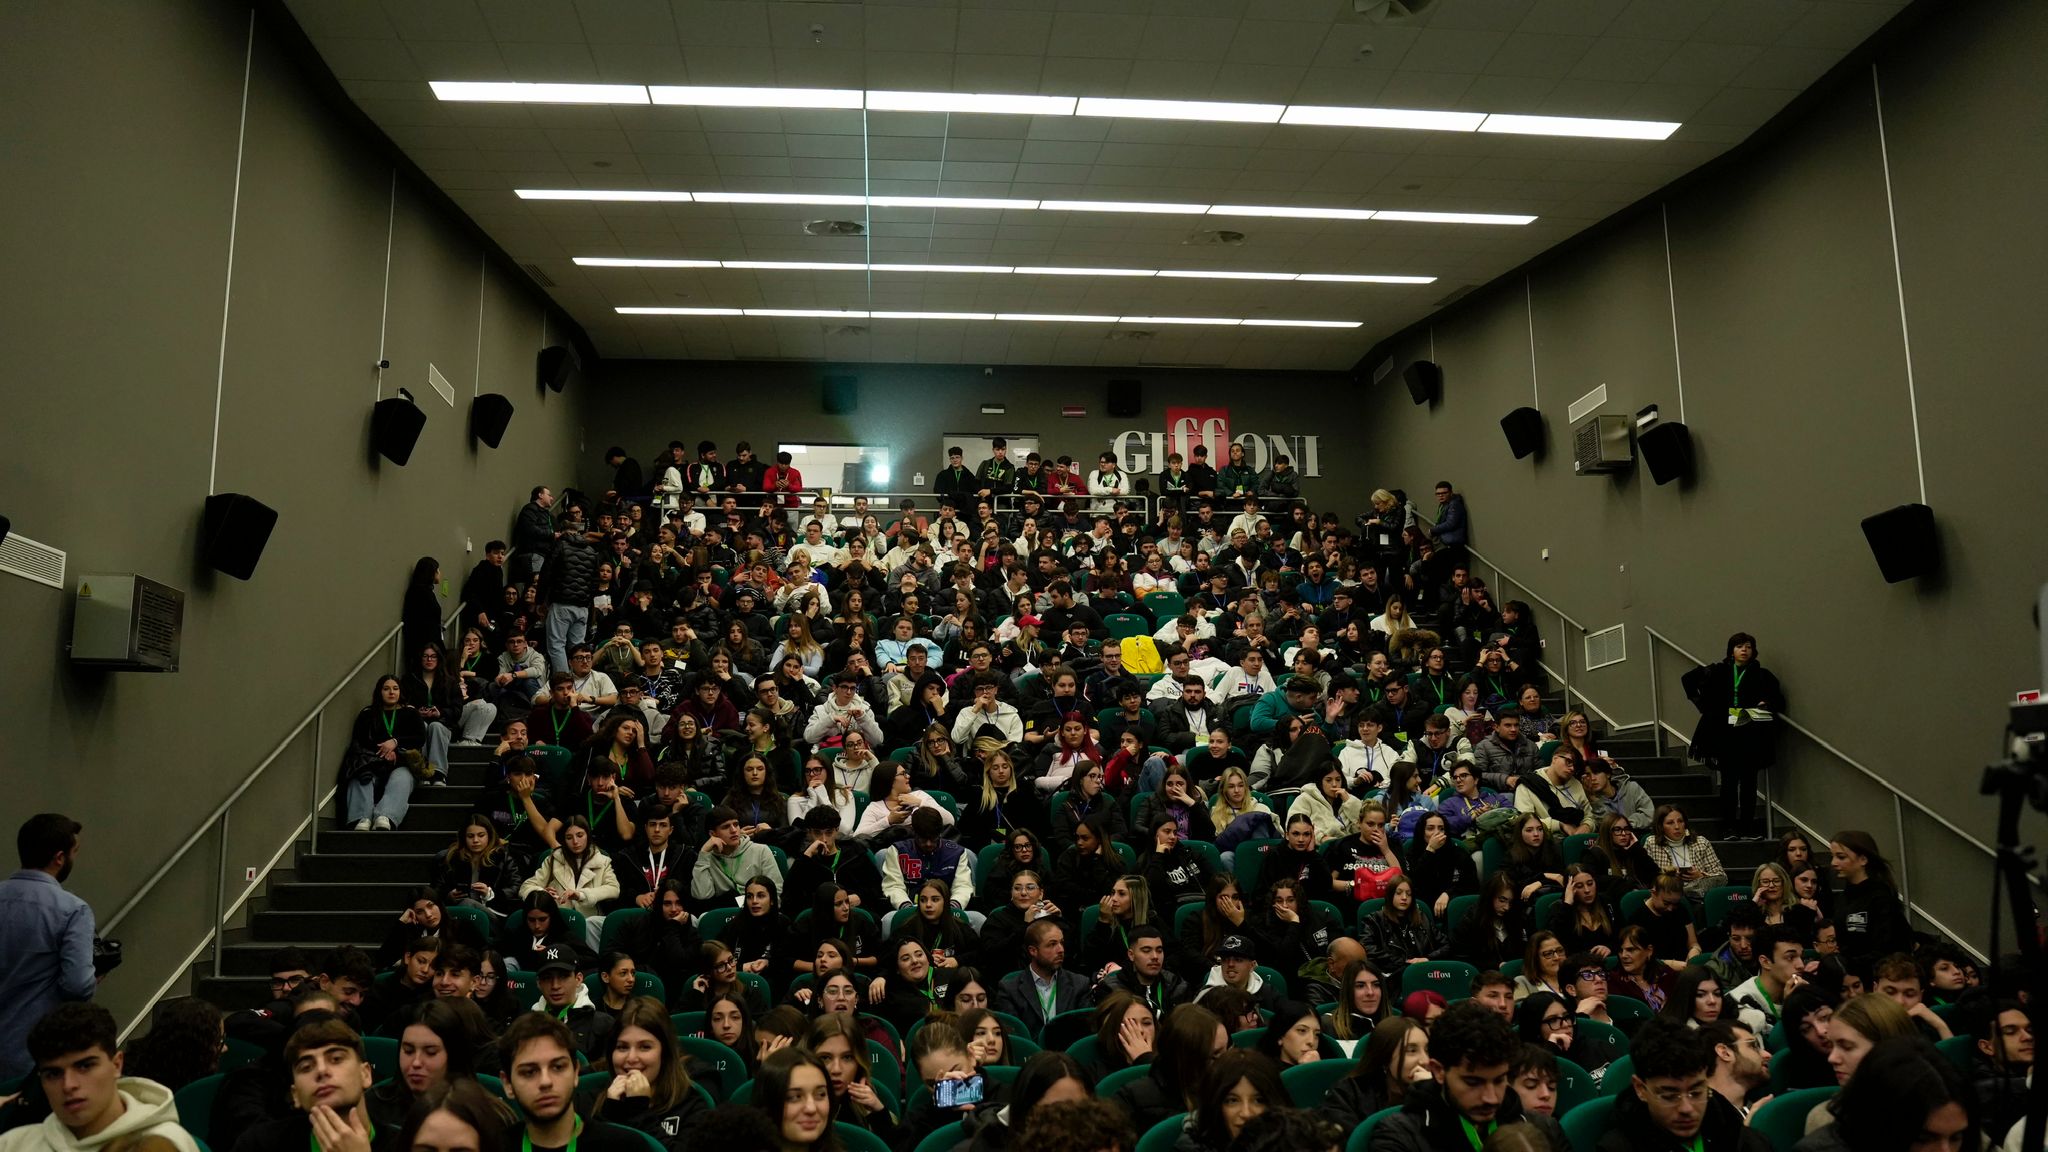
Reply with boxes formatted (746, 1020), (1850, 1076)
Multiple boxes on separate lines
(1121, 634), (1165, 674)
(1476, 807), (1522, 846)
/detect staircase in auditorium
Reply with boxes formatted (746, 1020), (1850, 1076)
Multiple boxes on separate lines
(191, 689), (1774, 1008)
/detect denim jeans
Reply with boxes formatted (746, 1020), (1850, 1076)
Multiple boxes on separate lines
(545, 604), (589, 672)
(1135, 753), (1172, 795)
(423, 722), (451, 780)
(345, 767), (415, 825)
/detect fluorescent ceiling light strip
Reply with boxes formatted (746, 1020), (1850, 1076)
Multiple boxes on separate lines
(649, 85), (862, 109)
(868, 196), (1041, 210)
(1296, 273), (1437, 284)
(743, 309), (871, 318)
(996, 313), (1120, 323)
(429, 81), (647, 104)
(1242, 318), (1364, 328)
(1371, 210), (1538, 226)
(692, 192), (868, 206)
(1207, 204), (1377, 221)
(1156, 270), (1298, 281)
(870, 311), (999, 320)
(722, 261), (865, 271)
(866, 91), (1075, 116)
(518, 189), (691, 202)
(869, 263), (1015, 274)
(1038, 200), (1210, 215)
(1119, 316), (1242, 325)
(575, 257), (721, 268)
(1012, 266), (1157, 277)
(1478, 113), (1679, 140)
(1280, 106), (1484, 131)
(1075, 97), (1283, 124)
(615, 307), (743, 315)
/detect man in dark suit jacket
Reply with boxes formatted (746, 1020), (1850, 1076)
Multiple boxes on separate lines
(992, 919), (1093, 1037)
(1151, 675), (1218, 753)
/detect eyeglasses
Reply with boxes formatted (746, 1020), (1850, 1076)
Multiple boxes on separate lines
(1540, 1015), (1574, 1030)
(1649, 1086), (1714, 1106)
(1576, 970), (1606, 983)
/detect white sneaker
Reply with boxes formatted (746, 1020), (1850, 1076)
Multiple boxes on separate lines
(352, 819), (371, 832)
(453, 739), (482, 747)
(372, 816), (394, 831)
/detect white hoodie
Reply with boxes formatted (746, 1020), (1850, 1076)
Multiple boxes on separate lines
(0, 1078), (200, 1152)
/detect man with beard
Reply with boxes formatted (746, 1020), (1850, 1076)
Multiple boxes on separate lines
(0, 815), (97, 1081)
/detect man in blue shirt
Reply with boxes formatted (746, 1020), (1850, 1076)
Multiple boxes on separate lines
(0, 813), (97, 1080)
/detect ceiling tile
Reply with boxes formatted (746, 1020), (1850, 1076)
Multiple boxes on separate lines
(406, 38), (513, 79)
(1426, 0), (1539, 33)
(492, 40), (599, 80)
(671, 0), (773, 47)
(865, 51), (959, 88)
(772, 47), (866, 86)
(475, 0), (585, 42)
(1485, 32), (1597, 78)
(1647, 40), (1763, 87)
(288, 0), (401, 39)
(956, 7), (1056, 54)
(573, 0), (680, 44)
(587, 42), (688, 82)
(681, 44), (776, 83)
(1045, 13), (1149, 60)
(1567, 35), (1683, 83)
(1401, 27), (1512, 74)
(1515, 0), (1629, 36)
(317, 38), (424, 82)
(865, 5), (960, 53)
(1778, 1), (1900, 51)
(1604, 0), (1719, 40)
(1730, 43), (1840, 89)
(379, 0), (493, 41)
(1690, 0), (1815, 47)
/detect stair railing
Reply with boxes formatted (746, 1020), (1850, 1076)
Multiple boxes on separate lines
(1463, 547), (1636, 731)
(101, 605), (462, 1035)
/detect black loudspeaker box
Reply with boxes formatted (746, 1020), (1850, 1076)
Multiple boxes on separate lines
(1861, 503), (1939, 583)
(0, 513), (9, 547)
(1107, 378), (1142, 418)
(372, 397), (427, 466)
(472, 393), (515, 448)
(1638, 421), (1694, 485)
(537, 345), (581, 393)
(822, 375), (858, 415)
(1500, 407), (1544, 460)
(1404, 360), (1441, 405)
(201, 493), (278, 580)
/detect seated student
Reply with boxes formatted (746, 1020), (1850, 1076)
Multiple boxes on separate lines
(1369, 1001), (1566, 1150)
(1469, 970), (1518, 1023)
(527, 673), (597, 751)
(903, 1020), (1004, 1150)
(1513, 746), (1593, 838)
(529, 945), (616, 1060)
(1359, 877), (1445, 974)
(520, 816), (620, 945)
(1176, 1049), (1286, 1152)
(343, 676), (428, 831)
(1872, 952), (1954, 1042)
(1561, 952), (1615, 1028)
(1964, 998), (2033, 1145)
(497, 752), (564, 871)
(1509, 1041), (1561, 1119)
(1728, 924), (1807, 1034)
(1, 1003), (201, 1152)
(1698, 1020), (1770, 1121)
(228, 1014), (395, 1152)
(879, 808), (976, 912)
(1450, 873), (1528, 971)
(577, 758), (644, 858)
(688, 805), (782, 914)
(784, 809), (885, 917)
(364, 999), (496, 1132)
(1645, 805), (1727, 904)
(1600, 1017), (1768, 1152)
(582, 999), (708, 1152)
(360, 935), (438, 1037)
(611, 802), (687, 915)
(121, 998), (225, 1095)
(1256, 1000), (1326, 1068)
(500, 1013), (649, 1152)
(1092, 926), (1191, 1012)
(1201, 934), (1286, 1013)
(1626, 874), (1701, 972)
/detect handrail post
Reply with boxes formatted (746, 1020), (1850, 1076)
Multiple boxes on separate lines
(1560, 617), (1572, 714)
(1648, 634), (1663, 757)
(309, 713), (324, 856)
(1893, 794), (1911, 921)
(211, 810), (230, 979)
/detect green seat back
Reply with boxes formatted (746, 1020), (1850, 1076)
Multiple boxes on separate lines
(219, 1037), (265, 1072)
(1280, 1057), (1356, 1108)
(1135, 1114), (1187, 1152)
(1444, 894), (1478, 933)
(1702, 885), (1752, 929)
(1398, 959), (1477, 1001)
(1499, 959), (1524, 980)
(1604, 996), (1654, 1031)
(173, 1074), (226, 1144)
(1531, 893), (1562, 929)
(584, 970), (667, 1006)
(1232, 838), (1281, 893)
(1560, 1094), (1618, 1152)
(836, 1122), (896, 1152)
(678, 1035), (747, 1100)
(670, 1011), (707, 1037)
(1935, 1034), (1977, 1072)
(445, 904), (495, 947)
(1561, 833), (1596, 865)
(1345, 1106), (1404, 1152)
(1574, 1019), (1631, 1068)
(915, 1123), (967, 1152)
(1599, 1055), (1633, 1095)
(362, 1036), (400, 1081)
(697, 906), (741, 940)
(1097, 1064), (1151, 1099)
(1042, 1007), (1096, 1049)
(1105, 614), (1152, 640)
(1750, 1087), (1837, 1152)
(1554, 1057), (1598, 1115)
(598, 907), (648, 954)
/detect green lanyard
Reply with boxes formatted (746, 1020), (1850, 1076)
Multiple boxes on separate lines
(1458, 1117), (1495, 1152)
(1730, 664), (1748, 711)
(1755, 981), (1778, 1021)
(550, 707), (572, 743)
(522, 1116), (581, 1152)
(381, 709), (398, 738)
(314, 1117), (376, 1152)
(1035, 973), (1058, 1023)
(587, 794), (614, 828)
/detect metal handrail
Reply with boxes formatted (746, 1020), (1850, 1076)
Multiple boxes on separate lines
(1464, 548), (1588, 632)
(101, 612), (430, 934)
(1463, 546), (1593, 722)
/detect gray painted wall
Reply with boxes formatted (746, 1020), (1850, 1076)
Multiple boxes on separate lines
(0, 0), (582, 1026)
(580, 361), (1353, 508)
(1354, 0), (2047, 951)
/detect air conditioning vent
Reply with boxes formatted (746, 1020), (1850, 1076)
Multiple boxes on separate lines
(1584, 624), (1626, 670)
(1573, 414), (1634, 475)
(1356, 0), (1438, 20)
(804, 219), (865, 236)
(427, 363), (456, 407)
(1183, 230), (1246, 246)
(0, 532), (66, 588)
(1567, 383), (1609, 424)
(1371, 356), (1395, 384)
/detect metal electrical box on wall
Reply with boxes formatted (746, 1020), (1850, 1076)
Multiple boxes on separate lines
(70, 574), (184, 672)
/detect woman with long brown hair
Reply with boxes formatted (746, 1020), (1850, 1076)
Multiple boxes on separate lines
(592, 998), (707, 1150)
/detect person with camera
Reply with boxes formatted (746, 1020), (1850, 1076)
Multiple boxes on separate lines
(0, 815), (100, 1081)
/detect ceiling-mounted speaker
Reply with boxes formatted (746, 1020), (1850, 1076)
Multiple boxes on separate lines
(537, 345), (580, 393)
(1403, 360), (1441, 405)
(201, 493), (278, 580)
(822, 374), (858, 415)
(1638, 421), (1695, 485)
(1107, 378), (1142, 418)
(1861, 503), (1939, 583)
(371, 396), (427, 466)
(1500, 407), (1544, 460)
(472, 393), (515, 448)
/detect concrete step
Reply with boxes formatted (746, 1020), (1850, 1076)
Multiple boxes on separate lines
(218, 941), (351, 977)
(296, 852), (438, 883)
(195, 975), (281, 1012)
(268, 881), (429, 911)
(249, 909), (406, 942)
(323, 802), (479, 834)
(316, 829), (462, 854)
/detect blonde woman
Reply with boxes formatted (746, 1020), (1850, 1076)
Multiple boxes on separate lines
(1749, 861), (1820, 943)
(1209, 766), (1271, 833)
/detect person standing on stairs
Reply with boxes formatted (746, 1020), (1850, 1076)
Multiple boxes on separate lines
(1680, 632), (1785, 841)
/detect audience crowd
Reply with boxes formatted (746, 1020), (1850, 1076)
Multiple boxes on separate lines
(0, 440), (2031, 1152)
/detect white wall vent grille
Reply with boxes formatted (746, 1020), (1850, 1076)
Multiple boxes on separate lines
(1567, 383), (1609, 424)
(1584, 624), (1626, 670)
(0, 533), (67, 589)
(427, 363), (456, 407)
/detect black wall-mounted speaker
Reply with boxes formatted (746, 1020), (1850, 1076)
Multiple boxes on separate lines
(1107, 378), (1143, 418)
(1861, 503), (1939, 583)
(0, 513), (9, 547)
(1638, 421), (1695, 485)
(1500, 407), (1543, 459)
(472, 393), (515, 448)
(201, 493), (278, 580)
(371, 397), (427, 466)
(822, 375), (858, 415)
(537, 345), (581, 393)
(1404, 360), (1441, 405)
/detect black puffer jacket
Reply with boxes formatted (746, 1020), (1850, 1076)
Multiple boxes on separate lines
(544, 535), (601, 608)
(1359, 911), (1446, 972)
